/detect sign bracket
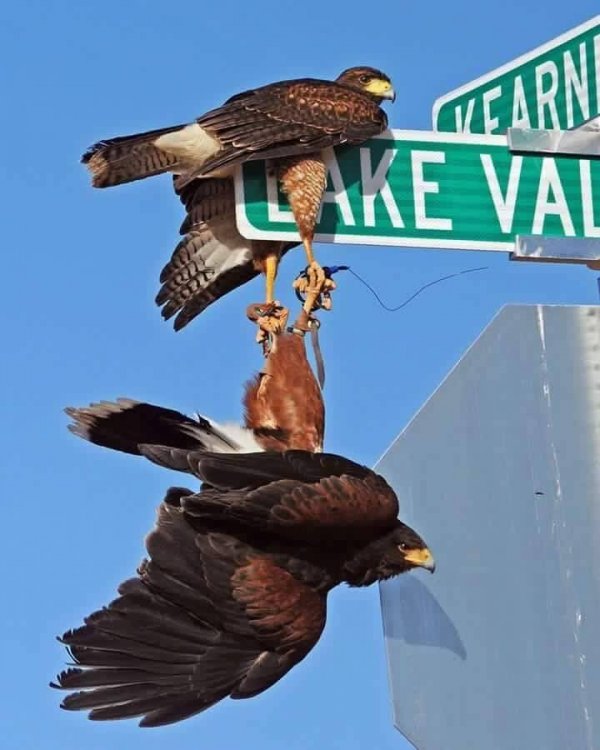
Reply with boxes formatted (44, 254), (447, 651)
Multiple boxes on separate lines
(507, 120), (600, 160)
(511, 235), (600, 267)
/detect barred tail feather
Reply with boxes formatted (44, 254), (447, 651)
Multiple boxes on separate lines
(82, 125), (185, 188)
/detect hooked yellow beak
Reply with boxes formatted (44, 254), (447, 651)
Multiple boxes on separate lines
(403, 547), (436, 573)
(365, 78), (396, 102)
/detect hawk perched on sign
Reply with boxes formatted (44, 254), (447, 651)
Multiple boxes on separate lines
(82, 66), (395, 329)
(53, 450), (434, 727)
(65, 329), (324, 455)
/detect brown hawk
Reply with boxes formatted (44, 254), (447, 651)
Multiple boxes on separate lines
(82, 66), (395, 330)
(52, 450), (434, 727)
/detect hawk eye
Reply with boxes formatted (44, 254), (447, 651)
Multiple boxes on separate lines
(359, 74), (371, 84)
(398, 543), (408, 552)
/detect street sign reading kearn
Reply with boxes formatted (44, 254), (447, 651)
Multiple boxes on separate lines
(433, 16), (600, 134)
(234, 130), (600, 252)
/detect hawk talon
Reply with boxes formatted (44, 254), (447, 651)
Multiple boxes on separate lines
(307, 261), (326, 289)
(293, 266), (337, 314)
(247, 302), (289, 354)
(255, 326), (271, 355)
(246, 301), (286, 322)
(319, 293), (333, 311)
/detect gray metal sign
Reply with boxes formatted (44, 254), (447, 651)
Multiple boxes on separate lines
(376, 304), (600, 750)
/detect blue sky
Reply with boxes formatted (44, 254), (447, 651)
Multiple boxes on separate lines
(2, 2), (599, 748)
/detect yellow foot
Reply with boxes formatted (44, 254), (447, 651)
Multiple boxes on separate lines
(246, 302), (289, 353)
(293, 262), (337, 315)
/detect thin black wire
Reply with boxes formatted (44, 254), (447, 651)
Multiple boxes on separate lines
(343, 265), (489, 312)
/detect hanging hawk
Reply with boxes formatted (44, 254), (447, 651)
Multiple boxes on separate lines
(82, 66), (395, 330)
(52, 450), (434, 727)
(65, 328), (324, 455)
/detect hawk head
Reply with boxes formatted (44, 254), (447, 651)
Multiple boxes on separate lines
(336, 66), (396, 102)
(343, 521), (435, 586)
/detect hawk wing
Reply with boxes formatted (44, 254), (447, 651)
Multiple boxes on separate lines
(156, 177), (296, 330)
(53, 494), (326, 727)
(190, 78), (388, 178)
(82, 76), (388, 189)
(140, 449), (400, 541)
(139, 447), (372, 485)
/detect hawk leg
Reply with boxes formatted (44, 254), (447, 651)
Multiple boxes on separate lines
(292, 264), (337, 313)
(264, 253), (278, 304)
(247, 248), (287, 351)
(278, 156), (330, 315)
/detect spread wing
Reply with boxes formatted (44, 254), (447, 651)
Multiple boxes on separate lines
(53, 495), (326, 727)
(139, 449), (399, 541)
(192, 78), (388, 176)
(156, 177), (296, 330)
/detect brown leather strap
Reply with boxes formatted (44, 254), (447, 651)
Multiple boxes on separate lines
(310, 321), (325, 389)
(287, 311), (325, 389)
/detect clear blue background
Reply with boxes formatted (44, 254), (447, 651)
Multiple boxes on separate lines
(2, 2), (599, 748)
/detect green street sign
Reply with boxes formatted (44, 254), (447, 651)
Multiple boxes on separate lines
(234, 130), (600, 252)
(433, 16), (600, 134)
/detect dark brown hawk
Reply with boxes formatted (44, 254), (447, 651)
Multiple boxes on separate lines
(82, 66), (395, 330)
(52, 450), (434, 727)
(65, 327), (324, 455)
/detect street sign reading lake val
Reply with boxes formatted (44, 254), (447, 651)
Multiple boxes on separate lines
(433, 16), (600, 134)
(234, 131), (600, 252)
